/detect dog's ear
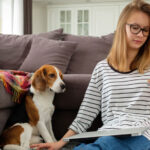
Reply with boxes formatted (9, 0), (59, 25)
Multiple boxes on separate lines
(43, 68), (47, 76)
(32, 68), (47, 91)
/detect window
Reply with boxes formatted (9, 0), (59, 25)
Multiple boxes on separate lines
(77, 10), (89, 35)
(60, 10), (71, 34)
(59, 9), (89, 35)
(0, 0), (23, 35)
(0, 1), (1, 33)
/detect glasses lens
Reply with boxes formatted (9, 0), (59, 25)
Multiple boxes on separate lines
(130, 24), (140, 34)
(143, 28), (150, 36)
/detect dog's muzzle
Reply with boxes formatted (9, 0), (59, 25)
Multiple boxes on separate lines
(49, 83), (66, 93)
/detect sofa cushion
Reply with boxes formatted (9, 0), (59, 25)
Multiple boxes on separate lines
(54, 74), (91, 110)
(0, 28), (63, 70)
(36, 28), (63, 40)
(63, 33), (113, 74)
(19, 37), (77, 73)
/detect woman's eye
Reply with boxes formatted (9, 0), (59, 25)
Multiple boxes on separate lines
(49, 74), (55, 78)
(132, 26), (139, 30)
(143, 28), (149, 32)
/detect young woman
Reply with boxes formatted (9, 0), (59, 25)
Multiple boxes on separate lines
(31, 0), (150, 149)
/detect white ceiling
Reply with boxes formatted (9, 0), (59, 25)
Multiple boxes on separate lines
(33, 0), (130, 5)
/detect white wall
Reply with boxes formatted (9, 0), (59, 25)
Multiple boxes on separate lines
(32, 2), (47, 34)
(90, 4), (123, 36)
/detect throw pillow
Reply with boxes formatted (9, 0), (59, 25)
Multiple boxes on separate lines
(0, 28), (63, 70)
(19, 37), (77, 73)
(62, 33), (113, 74)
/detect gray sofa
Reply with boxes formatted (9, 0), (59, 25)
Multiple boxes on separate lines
(0, 28), (113, 140)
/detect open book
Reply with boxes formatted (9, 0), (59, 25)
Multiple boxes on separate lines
(63, 126), (148, 142)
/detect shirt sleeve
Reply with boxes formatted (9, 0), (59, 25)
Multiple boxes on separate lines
(69, 63), (102, 133)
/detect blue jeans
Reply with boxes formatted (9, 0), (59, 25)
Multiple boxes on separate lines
(73, 136), (150, 150)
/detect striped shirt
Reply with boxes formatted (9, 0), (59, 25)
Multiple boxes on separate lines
(69, 59), (150, 140)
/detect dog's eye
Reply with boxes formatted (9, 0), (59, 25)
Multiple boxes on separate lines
(49, 74), (55, 78)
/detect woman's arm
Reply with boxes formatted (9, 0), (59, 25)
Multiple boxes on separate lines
(56, 129), (77, 147)
(69, 64), (102, 133)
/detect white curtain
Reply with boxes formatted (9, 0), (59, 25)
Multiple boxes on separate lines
(0, 0), (23, 35)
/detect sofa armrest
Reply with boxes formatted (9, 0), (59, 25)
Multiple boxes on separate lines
(0, 81), (15, 135)
(0, 81), (15, 109)
(0, 108), (13, 134)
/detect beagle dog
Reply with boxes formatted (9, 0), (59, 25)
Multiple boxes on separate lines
(0, 64), (66, 150)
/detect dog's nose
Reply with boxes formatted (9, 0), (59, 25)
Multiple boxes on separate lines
(60, 83), (65, 90)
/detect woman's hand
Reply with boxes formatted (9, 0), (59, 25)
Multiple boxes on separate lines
(30, 141), (64, 150)
(30, 129), (76, 150)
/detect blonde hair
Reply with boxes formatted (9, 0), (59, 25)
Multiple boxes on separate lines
(107, 0), (150, 73)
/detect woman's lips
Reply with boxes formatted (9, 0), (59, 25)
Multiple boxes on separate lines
(133, 40), (143, 44)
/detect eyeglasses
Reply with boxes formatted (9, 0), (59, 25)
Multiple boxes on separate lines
(126, 23), (150, 37)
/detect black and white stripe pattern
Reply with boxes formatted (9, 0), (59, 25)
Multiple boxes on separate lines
(69, 59), (150, 139)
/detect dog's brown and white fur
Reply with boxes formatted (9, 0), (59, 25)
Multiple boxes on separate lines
(0, 65), (65, 150)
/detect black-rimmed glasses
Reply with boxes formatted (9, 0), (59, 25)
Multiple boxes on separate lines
(126, 23), (150, 37)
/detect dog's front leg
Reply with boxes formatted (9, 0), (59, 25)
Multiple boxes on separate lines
(47, 120), (57, 142)
(46, 108), (57, 142)
(37, 121), (54, 143)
